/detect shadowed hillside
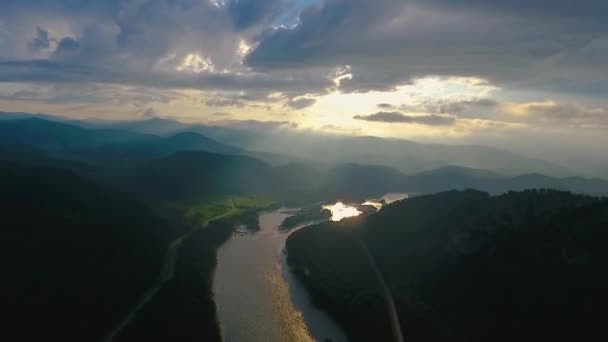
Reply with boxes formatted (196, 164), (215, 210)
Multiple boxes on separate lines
(0, 162), (185, 341)
(287, 190), (608, 342)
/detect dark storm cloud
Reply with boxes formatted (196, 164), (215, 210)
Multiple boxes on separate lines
(29, 27), (53, 52)
(246, 0), (608, 91)
(52, 37), (80, 59)
(354, 111), (457, 126)
(0, 59), (330, 94)
(419, 0), (608, 17)
(228, 0), (286, 31)
(0, 0), (607, 101)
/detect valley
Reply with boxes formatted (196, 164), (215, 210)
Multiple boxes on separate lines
(1, 113), (606, 342)
(2, 2), (608, 341)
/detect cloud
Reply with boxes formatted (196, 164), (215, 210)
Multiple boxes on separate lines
(320, 124), (362, 134)
(0, 82), (177, 106)
(0, 59), (332, 95)
(217, 119), (298, 131)
(205, 97), (247, 108)
(246, 0), (608, 91)
(502, 101), (608, 128)
(0, 0), (606, 100)
(285, 97), (316, 109)
(0, 0), (606, 151)
(52, 37), (80, 60)
(212, 111), (233, 117)
(399, 97), (498, 117)
(354, 111), (457, 126)
(228, 0), (286, 31)
(29, 27), (54, 52)
(141, 107), (158, 118)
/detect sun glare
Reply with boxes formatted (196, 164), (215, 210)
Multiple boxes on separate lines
(322, 202), (362, 221)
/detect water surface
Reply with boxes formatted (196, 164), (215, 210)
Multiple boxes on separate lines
(213, 209), (347, 342)
(324, 193), (409, 221)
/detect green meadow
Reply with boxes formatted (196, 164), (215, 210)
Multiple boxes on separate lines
(186, 196), (276, 226)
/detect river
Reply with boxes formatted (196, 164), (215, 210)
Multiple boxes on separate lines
(213, 209), (348, 342)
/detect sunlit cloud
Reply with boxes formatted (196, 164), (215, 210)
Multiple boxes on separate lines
(237, 40), (253, 61)
(329, 65), (353, 91)
(177, 54), (217, 73)
(0, 0), (606, 163)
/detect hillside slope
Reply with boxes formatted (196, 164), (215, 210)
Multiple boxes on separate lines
(287, 190), (608, 342)
(0, 162), (184, 341)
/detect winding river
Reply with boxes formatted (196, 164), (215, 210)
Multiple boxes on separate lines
(213, 193), (407, 342)
(213, 209), (347, 342)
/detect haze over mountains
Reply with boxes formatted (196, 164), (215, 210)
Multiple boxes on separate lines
(0, 111), (583, 176)
(95, 116), (576, 177)
(1, 112), (607, 200)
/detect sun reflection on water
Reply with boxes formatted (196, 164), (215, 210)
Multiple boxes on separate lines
(322, 202), (362, 222)
(323, 194), (408, 222)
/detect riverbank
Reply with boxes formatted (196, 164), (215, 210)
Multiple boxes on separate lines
(114, 217), (238, 341)
(111, 197), (275, 341)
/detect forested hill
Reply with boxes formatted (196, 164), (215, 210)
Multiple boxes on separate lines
(0, 162), (185, 341)
(136, 152), (608, 203)
(286, 189), (608, 342)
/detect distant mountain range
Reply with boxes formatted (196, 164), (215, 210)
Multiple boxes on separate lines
(103, 117), (573, 177)
(0, 111), (577, 177)
(1, 114), (607, 200)
(135, 151), (608, 201)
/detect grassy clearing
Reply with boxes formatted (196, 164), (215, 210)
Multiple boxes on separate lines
(186, 196), (275, 226)
(232, 196), (275, 209)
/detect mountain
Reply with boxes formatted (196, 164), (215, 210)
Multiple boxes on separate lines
(135, 151), (409, 202)
(286, 189), (608, 342)
(0, 118), (154, 150)
(1, 116), (606, 200)
(0, 118), (244, 162)
(136, 150), (276, 201)
(137, 151), (608, 204)
(101, 117), (572, 177)
(492, 173), (608, 196)
(402, 165), (502, 193)
(102, 117), (195, 136)
(0, 113), (581, 177)
(88, 131), (240, 162)
(0, 162), (184, 341)
(402, 166), (608, 197)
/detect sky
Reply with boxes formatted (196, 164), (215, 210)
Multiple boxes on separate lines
(0, 0), (607, 168)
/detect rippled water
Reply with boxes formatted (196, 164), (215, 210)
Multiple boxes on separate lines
(213, 209), (347, 342)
